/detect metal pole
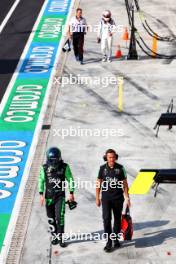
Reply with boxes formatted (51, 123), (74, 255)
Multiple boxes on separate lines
(127, 4), (138, 60)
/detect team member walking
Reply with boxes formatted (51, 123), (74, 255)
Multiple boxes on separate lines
(69, 8), (87, 64)
(96, 149), (130, 252)
(38, 147), (75, 247)
(97, 10), (116, 62)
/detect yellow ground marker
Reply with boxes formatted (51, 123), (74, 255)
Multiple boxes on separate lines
(129, 171), (156, 195)
(118, 77), (124, 112)
(139, 11), (145, 23)
(152, 34), (158, 57)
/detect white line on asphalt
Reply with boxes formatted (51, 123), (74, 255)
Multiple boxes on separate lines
(0, 0), (49, 261)
(0, 0), (75, 262)
(0, 0), (21, 34)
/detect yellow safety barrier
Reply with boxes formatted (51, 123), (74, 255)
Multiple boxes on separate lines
(129, 171), (156, 195)
(152, 34), (158, 57)
(139, 11), (145, 23)
(118, 77), (124, 112)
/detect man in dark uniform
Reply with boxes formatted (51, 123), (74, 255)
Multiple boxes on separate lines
(38, 147), (75, 247)
(96, 149), (130, 252)
(68, 8), (87, 64)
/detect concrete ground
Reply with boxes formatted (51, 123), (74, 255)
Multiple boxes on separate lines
(21, 0), (176, 263)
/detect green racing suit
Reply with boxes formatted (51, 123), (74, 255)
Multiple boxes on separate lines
(38, 162), (75, 237)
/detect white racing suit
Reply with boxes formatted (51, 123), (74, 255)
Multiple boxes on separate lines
(97, 18), (116, 59)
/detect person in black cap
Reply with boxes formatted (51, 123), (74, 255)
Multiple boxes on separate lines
(38, 147), (75, 247)
(96, 149), (130, 252)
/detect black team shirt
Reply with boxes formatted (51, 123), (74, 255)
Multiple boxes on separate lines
(98, 162), (127, 200)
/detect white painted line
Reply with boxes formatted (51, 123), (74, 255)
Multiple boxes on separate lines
(0, 0), (21, 34)
(0, 0), (75, 262)
(0, 0), (50, 262)
(0, 0), (46, 116)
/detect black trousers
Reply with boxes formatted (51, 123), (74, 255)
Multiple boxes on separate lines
(102, 198), (124, 242)
(46, 196), (65, 237)
(72, 33), (84, 61)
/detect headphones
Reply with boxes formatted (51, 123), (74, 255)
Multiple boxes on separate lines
(103, 149), (118, 161)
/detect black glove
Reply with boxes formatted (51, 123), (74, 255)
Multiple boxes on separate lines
(97, 37), (101, 43)
(66, 200), (77, 210)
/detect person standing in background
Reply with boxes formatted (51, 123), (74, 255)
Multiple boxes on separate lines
(68, 8), (88, 65)
(97, 10), (116, 62)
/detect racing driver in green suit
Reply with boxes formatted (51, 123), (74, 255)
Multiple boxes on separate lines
(38, 147), (75, 247)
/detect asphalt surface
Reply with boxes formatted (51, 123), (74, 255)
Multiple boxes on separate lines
(0, 0), (45, 102)
(0, 0), (15, 25)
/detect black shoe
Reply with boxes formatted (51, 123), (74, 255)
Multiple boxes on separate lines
(60, 240), (67, 248)
(80, 60), (84, 65)
(114, 240), (121, 249)
(59, 237), (67, 248)
(104, 242), (112, 253)
(59, 234), (67, 248)
(51, 237), (59, 246)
